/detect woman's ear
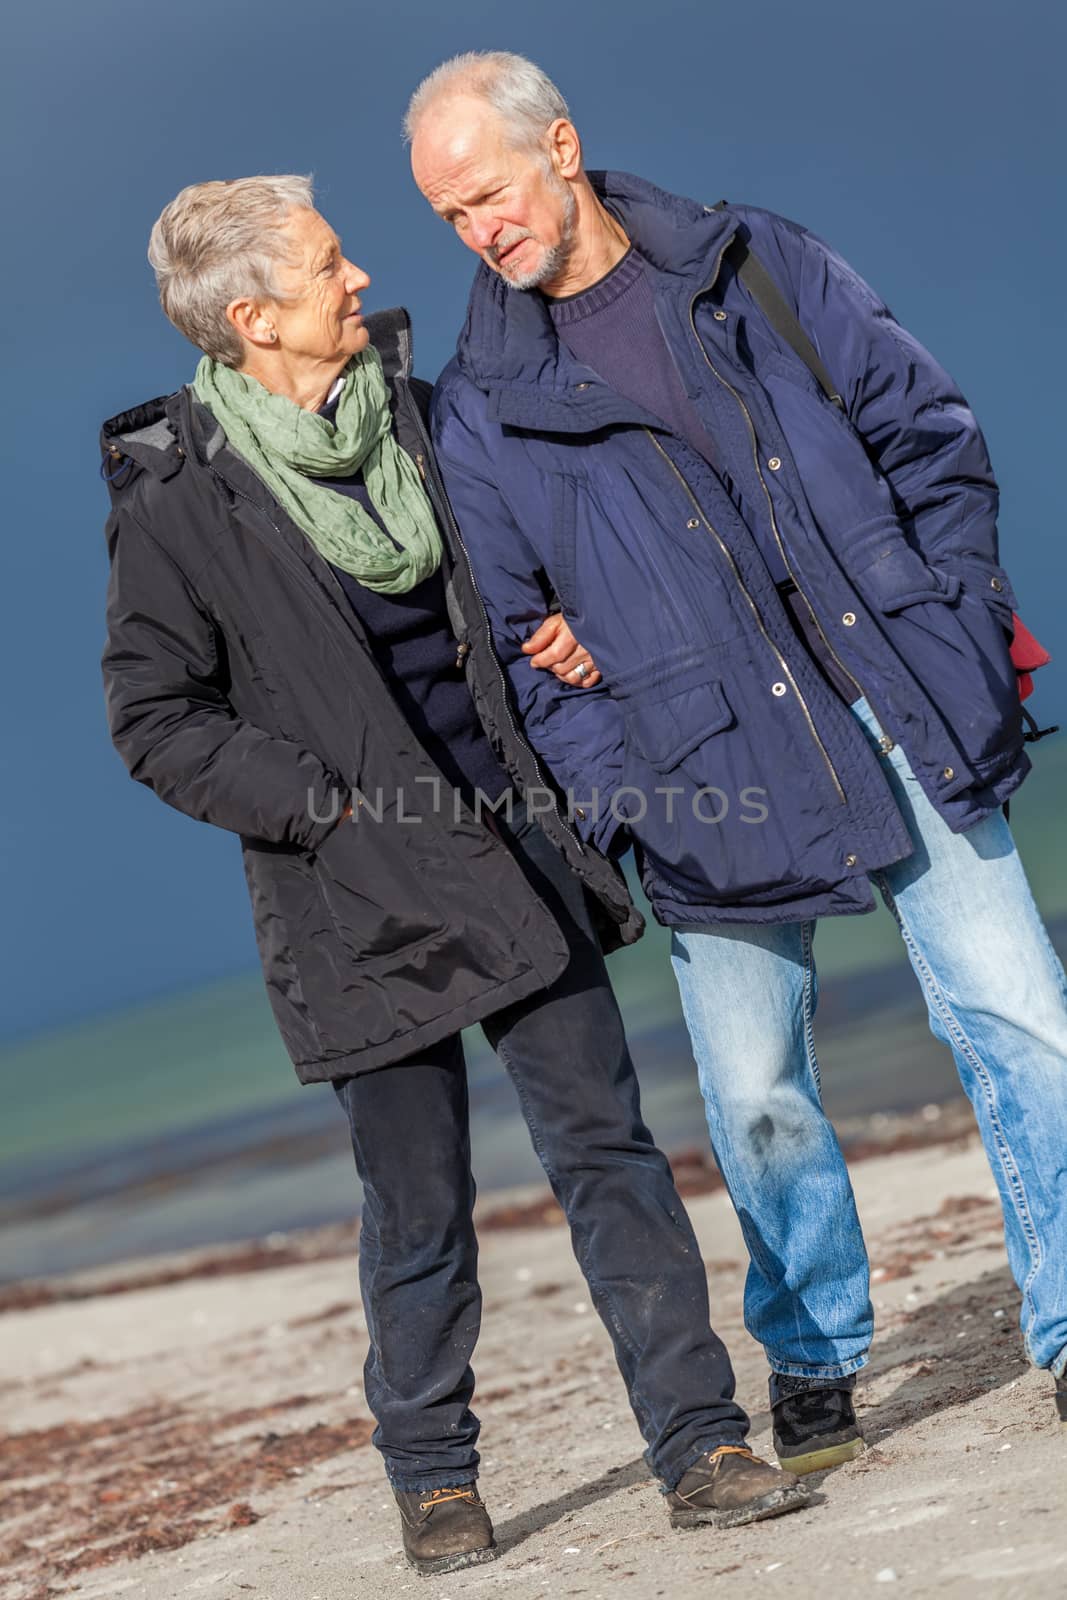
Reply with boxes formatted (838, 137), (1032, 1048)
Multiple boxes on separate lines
(226, 297), (278, 354)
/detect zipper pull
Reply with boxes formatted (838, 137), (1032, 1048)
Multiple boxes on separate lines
(455, 640), (471, 670)
(414, 451), (427, 482)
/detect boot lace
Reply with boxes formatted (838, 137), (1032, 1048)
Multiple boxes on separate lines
(707, 1445), (764, 1472)
(419, 1487), (478, 1512)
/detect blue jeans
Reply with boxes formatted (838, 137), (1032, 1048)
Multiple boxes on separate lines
(334, 802), (748, 1493)
(671, 696), (1067, 1381)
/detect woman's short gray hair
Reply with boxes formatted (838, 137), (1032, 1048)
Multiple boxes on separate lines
(403, 52), (569, 155)
(148, 174), (315, 367)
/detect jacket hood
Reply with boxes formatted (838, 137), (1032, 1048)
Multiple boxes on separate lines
(100, 307), (417, 485)
(454, 171), (737, 409)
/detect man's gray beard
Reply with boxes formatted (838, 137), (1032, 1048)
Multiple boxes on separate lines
(501, 184), (579, 292)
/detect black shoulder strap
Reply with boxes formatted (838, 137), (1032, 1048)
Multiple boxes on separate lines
(712, 202), (844, 410)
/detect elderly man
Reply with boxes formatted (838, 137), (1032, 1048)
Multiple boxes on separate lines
(408, 51), (1067, 1460)
(100, 176), (813, 1576)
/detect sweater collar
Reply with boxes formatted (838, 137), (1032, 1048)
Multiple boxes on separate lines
(544, 245), (643, 325)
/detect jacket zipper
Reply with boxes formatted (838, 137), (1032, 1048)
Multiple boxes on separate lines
(687, 285), (895, 757)
(646, 430), (847, 805)
(407, 409), (587, 856)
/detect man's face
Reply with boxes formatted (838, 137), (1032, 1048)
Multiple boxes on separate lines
(411, 99), (576, 291)
(267, 208), (371, 363)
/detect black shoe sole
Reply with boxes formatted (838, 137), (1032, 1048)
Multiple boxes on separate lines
(670, 1482), (812, 1530)
(405, 1542), (497, 1576)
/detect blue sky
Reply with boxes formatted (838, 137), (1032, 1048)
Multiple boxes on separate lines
(2, 0), (1063, 1041)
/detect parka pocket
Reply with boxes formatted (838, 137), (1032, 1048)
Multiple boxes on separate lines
(615, 652), (735, 774)
(310, 820), (447, 965)
(847, 516), (961, 612)
(846, 518), (1021, 766)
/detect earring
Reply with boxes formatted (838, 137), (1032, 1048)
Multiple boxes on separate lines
(268, 330), (277, 342)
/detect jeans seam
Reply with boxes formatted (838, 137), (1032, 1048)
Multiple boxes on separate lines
(874, 870), (1044, 1353)
(800, 920), (821, 1095)
(360, 1222), (384, 1410)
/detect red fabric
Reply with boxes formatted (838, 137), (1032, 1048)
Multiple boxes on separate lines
(1010, 613), (1052, 701)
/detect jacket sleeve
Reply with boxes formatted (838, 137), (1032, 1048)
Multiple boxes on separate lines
(756, 212), (1008, 590)
(102, 504), (347, 850)
(432, 398), (627, 854)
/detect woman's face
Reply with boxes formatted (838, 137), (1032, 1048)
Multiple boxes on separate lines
(265, 208), (371, 366)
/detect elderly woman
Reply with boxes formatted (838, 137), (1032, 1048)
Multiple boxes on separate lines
(100, 176), (810, 1574)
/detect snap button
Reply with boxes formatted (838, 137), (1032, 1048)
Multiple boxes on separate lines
(713, 310), (727, 322)
(768, 456), (782, 471)
(771, 681), (787, 697)
(575, 807), (587, 821)
(842, 611), (856, 626)
(686, 517), (700, 529)
(990, 577), (1003, 592)
(942, 766), (955, 780)
(845, 853), (858, 868)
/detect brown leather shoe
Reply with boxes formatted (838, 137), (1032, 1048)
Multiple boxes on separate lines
(393, 1485), (497, 1575)
(666, 1445), (812, 1529)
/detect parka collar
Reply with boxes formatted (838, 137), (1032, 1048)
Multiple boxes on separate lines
(101, 307), (418, 476)
(454, 171), (737, 432)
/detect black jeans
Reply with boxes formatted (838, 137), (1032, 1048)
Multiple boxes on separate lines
(333, 804), (748, 1492)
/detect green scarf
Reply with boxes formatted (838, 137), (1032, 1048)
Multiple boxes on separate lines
(192, 346), (442, 594)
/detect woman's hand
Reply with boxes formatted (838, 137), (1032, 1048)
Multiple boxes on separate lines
(522, 613), (601, 688)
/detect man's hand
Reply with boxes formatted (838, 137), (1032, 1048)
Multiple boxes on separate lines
(522, 612), (601, 688)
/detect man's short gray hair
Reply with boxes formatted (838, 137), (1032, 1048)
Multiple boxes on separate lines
(148, 174), (315, 367)
(403, 51), (569, 154)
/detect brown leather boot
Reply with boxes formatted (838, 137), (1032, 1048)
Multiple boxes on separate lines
(666, 1445), (812, 1529)
(393, 1485), (497, 1575)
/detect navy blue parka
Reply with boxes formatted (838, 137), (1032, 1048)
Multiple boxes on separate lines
(431, 172), (1028, 927)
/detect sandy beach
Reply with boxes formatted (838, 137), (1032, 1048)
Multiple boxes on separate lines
(3, 1119), (1065, 1600)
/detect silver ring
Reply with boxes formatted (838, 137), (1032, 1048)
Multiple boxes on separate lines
(574, 661), (590, 680)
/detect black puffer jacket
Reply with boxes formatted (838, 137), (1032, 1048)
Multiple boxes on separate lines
(100, 310), (642, 1084)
